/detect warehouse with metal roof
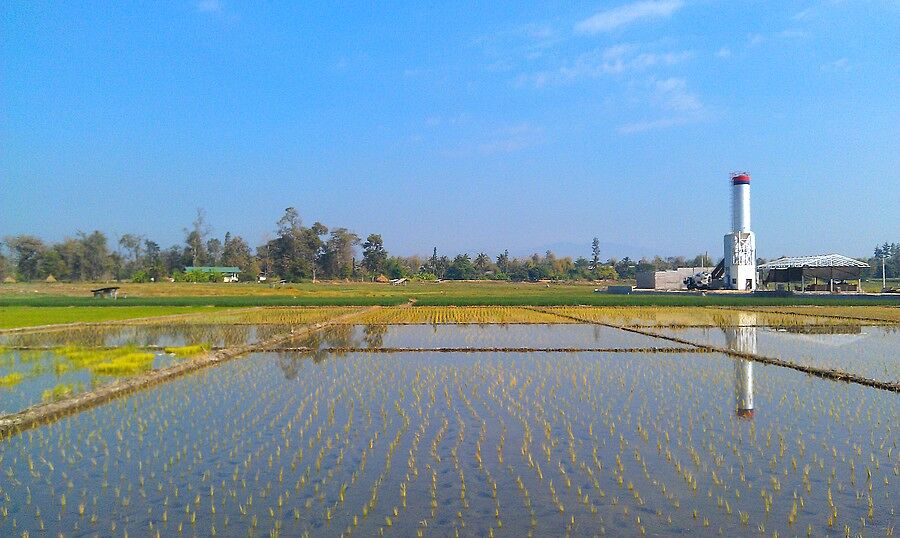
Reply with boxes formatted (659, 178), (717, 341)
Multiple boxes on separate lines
(758, 254), (869, 292)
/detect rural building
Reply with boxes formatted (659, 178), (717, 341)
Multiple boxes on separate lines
(91, 286), (120, 299)
(758, 254), (869, 292)
(636, 267), (714, 290)
(184, 266), (242, 283)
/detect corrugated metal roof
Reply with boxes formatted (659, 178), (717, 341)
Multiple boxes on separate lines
(758, 254), (869, 270)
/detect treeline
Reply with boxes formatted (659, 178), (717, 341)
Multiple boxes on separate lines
(0, 209), (621, 283)
(1, 208), (895, 283)
(869, 243), (900, 279)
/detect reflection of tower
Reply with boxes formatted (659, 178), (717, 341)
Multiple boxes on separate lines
(723, 172), (757, 291)
(733, 359), (754, 419)
(724, 312), (757, 419)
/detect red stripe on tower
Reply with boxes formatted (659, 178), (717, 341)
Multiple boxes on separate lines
(731, 173), (751, 185)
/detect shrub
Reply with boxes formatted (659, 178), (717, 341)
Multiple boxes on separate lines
(176, 270), (223, 283)
(163, 344), (210, 358)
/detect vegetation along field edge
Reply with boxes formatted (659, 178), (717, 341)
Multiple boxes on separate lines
(0, 294), (897, 308)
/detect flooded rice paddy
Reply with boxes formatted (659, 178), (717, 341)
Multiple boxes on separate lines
(0, 325), (292, 414)
(651, 325), (900, 385)
(0, 348), (181, 414)
(291, 324), (695, 351)
(0, 324), (294, 349)
(0, 307), (897, 536)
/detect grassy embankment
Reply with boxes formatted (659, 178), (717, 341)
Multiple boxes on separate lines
(0, 306), (220, 329)
(861, 278), (900, 293)
(0, 281), (898, 308)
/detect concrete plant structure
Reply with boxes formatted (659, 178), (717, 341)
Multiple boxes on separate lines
(724, 172), (757, 291)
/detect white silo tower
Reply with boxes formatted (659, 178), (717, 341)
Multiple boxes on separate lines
(724, 172), (757, 290)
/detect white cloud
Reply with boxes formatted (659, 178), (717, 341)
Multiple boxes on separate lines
(575, 0), (684, 34)
(617, 117), (687, 133)
(716, 47), (731, 59)
(196, 0), (221, 13)
(479, 123), (544, 154)
(518, 44), (692, 87)
(475, 23), (562, 71)
(653, 77), (702, 111)
(425, 114), (472, 127)
(474, 23), (556, 45)
(617, 77), (705, 134)
(792, 7), (815, 20)
(747, 33), (765, 46)
(779, 28), (809, 39)
(821, 58), (850, 72)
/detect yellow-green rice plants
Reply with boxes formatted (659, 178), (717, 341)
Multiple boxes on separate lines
(163, 344), (211, 358)
(744, 306), (900, 324)
(53, 345), (156, 375)
(0, 371), (24, 387)
(0, 324), (896, 536)
(153, 307), (360, 326)
(351, 306), (574, 325)
(41, 382), (81, 402)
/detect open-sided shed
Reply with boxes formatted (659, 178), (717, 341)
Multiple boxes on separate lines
(758, 254), (869, 292)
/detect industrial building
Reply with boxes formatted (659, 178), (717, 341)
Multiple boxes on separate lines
(724, 172), (757, 291)
(635, 172), (874, 295)
(758, 254), (869, 292)
(639, 171), (758, 291)
(635, 267), (715, 290)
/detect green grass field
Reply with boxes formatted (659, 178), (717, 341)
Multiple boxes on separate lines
(0, 306), (219, 329)
(0, 281), (897, 308)
(861, 278), (900, 293)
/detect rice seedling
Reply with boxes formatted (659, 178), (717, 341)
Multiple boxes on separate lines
(163, 344), (211, 358)
(146, 307), (361, 326)
(544, 306), (889, 328)
(40, 382), (81, 402)
(89, 351), (156, 375)
(0, 322), (895, 536)
(648, 325), (900, 385)
(0, 371), (24, 387)
(350, 306), (574, 325)
(744, 306), (900, 324)
(54, 345), (157, 375)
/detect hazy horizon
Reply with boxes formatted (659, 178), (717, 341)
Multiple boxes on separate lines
(3, 2), (897, 259)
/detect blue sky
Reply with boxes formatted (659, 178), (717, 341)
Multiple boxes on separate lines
(2, 1), (898, 260)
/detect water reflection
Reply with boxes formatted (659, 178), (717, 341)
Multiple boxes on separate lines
(724, 313), (757, 419)
(772, 324), (872, 347)
(276, 325), (371, 379)
(363, 324), (387, 348)
(781, 325), (862, 335)
(0, 324), (289, 348)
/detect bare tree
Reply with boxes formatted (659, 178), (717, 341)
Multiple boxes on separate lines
(184, 208), (212, 266)
(118, 234), (144, 266)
